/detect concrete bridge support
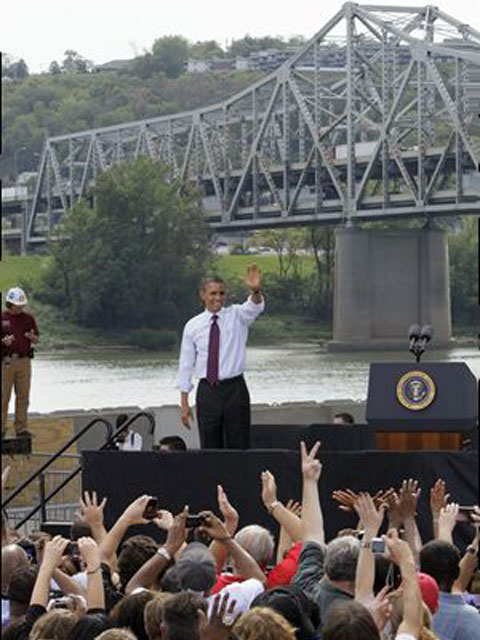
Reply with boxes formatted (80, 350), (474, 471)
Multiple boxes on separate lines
(331, 227), (452, 350)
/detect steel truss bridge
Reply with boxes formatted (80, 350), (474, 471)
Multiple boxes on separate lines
(28, 3), (480, 243)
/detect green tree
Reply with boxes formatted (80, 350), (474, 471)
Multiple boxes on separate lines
(190, 40), (225, 59)
(252, 228), (304, 278)
(62, 50), (92, 74)
(39, 157), (212, 332)
(448, 217), (479, 327)
(2, 55), (29, 80)
(48, 61), (62, 75)
(228, 35), (288, 57)
(152, 36), (189, 78)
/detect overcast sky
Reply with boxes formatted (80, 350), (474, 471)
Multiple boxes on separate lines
(2, 0), (480, 73)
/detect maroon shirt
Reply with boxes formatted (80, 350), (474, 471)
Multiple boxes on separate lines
(1, 310), (39, 358)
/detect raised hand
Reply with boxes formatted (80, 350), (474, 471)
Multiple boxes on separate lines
(373, 488), (396, 510)
(77, 536), (101, 572)
(332, 488), (359, 512)
(365, 585), (393, 632)
(383, 489), (402, 529)
(438, 502), (459, 541)
(122, 494), (155, 525)
(78, 491), (107, 527)
(354, 492), (386, 537)
(261, 470), (278, 510)
(286, 499), (302, 518)
(300, 441), (322, 482)
(430, 479), (449, 520)
(199, 592), (239, 640)
(199, 511), (230, 541)
(217, 485), (239, 536)
(396, 479), (421, 522)
(153, 509), (174, 531)
(42, 536), (70, 571)
(244, 264), (262, 291)
(165, 507), (188, 555)
(385, 528), (415, 568)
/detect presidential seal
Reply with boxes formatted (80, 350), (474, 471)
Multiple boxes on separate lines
(396, 370), (436, 411)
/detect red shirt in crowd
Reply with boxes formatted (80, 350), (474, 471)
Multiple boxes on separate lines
(210, 542), (302, 594)
(1, 310), (39, 357)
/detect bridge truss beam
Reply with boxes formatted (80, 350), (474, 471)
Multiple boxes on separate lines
(29, 3), (480, 241)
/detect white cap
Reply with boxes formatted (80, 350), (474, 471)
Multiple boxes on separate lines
(6, 287), (28, 306)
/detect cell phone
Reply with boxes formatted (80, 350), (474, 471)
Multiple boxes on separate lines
(371, 538), (385, 553)
(142, 498), (158, 520)
(457, 506), (477, 523)
(186, 514), (206, 528)
(65, 541), (79, 556)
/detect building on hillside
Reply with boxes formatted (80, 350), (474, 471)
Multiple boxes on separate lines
(186, 57), (236, 73)
(93, 59), (134, 72)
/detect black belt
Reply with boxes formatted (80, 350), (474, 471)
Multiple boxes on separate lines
(200, 374), (243, 386)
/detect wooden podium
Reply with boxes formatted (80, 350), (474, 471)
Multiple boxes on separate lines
(366, 362), (477, 451)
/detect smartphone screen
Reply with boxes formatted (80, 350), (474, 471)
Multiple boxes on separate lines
(143, 498), (158, 520)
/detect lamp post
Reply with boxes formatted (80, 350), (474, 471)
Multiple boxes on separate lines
(14, 146), (27, 183)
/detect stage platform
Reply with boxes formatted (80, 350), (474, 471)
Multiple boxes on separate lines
(82, 449), (478, 549)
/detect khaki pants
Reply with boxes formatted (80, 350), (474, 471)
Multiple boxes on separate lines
(2, 357), (32, 435)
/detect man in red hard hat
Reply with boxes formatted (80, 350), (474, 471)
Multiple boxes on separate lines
(1, 287), (39, 438)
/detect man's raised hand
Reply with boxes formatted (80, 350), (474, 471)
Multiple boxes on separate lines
(153, 509), (174, 532)
(354, 492), (386, 537)
(199, 511), (231, 541)
(122, 494), (155, 525)
(396, 479), (421, 522)
(199, 592), (239, 640)
(300, 440), (322, 481)
(42, 535), (70, 571)
(245, 264), (262, 292)
(165, 507), (188, 555)
(261, 470), (278, 511)
(77, 536), (101, 572)
(78, 490), (107, 527)
(217, 485), (239, 536)
(430, 478), (449, 521)
(386, 528), (415, 568)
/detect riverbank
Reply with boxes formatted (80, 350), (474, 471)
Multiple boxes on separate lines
(31, 305), (332, 351)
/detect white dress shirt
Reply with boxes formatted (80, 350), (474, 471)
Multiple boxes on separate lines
(179, 296), (265, 393)
(208, 578), (264, 622)
(120, 431), (143, 451)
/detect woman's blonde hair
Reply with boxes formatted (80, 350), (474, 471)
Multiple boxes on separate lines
(96, 629), (137, 640)
(232, 607), (296, 640)
(390, 591), (439, 640)
(30, 609), (77, 640)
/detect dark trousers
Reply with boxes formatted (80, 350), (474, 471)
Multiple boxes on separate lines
(196, 375), (251, 449)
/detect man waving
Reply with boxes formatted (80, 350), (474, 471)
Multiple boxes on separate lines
(179, 265), (264, 449)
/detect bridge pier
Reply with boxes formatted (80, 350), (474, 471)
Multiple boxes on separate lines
(330, 227), (452, 351)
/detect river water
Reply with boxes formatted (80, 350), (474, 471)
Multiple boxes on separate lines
(19, 344), (480, 413)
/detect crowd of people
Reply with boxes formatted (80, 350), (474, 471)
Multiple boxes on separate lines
(2, 442), (480, 640)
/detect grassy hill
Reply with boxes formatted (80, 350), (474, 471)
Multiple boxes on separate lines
(0, 252), (330, 349)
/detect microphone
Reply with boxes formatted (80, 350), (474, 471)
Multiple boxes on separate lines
(408, 324), (421, 350)
(419, 324), (434, 347)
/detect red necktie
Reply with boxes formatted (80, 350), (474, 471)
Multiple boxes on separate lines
(206, 314), (220, 386)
